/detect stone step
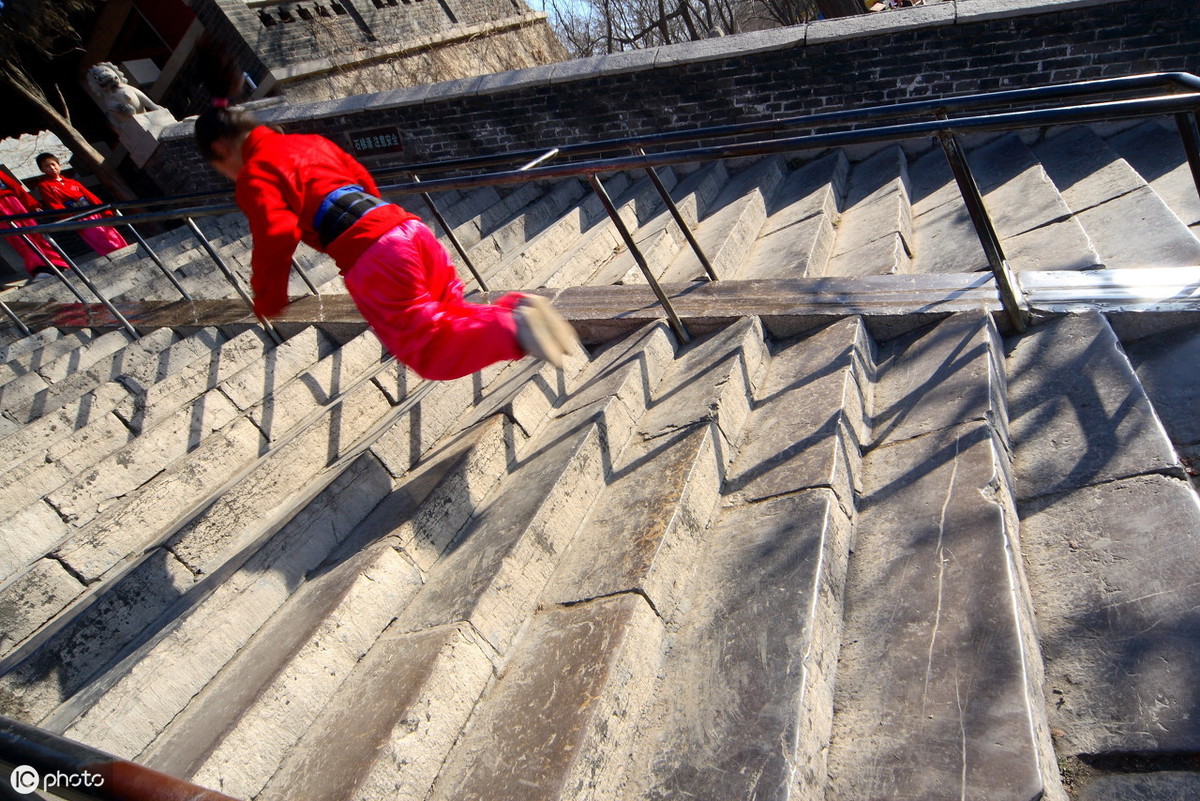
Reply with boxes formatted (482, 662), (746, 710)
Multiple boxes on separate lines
(1105, 118), (1200, 230)
(659, 157), (785, 283)
(739, 150), (848, 280)
(826, 145), (914, 278)
(1034, 126), (1200, 269)
(142, 414), (517, 797)
(529, 170), (680, 290)
(0, 329), (134, 423)
(14, 345), (577, 759)
(828, 311), (1058, 801)
(0, 329), (336, 692)
(481, 174), (633, 290)
(249, 341), (653, 801)
(0, 327), (65, 363)
(1004, 312), (1200, 759)
(0, 329), (93, 384)
(459, 178), (591, 286)
(637, 318), (869, 800)
(587, 162), (727, 287)
(1121, 321), (1200, 485)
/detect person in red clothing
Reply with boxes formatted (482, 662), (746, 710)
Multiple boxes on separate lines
(0, 169), (69, 279)
(195, 104), (578, 381)
(36, 153), (129, 256)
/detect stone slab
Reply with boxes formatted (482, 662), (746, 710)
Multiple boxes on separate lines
(546, 424), (721, 617)
(0, 558), (84, 657)
(1123, 323), (1200, 468)
(1077, 772), (1200, 801)
(429, 594), (663, 801)
(1019, 474), (1200, 755)
(647, 490), (851, 801)
(259, 623), (496, 801)
(873, 309), (1006, 448)
(397, 416), (604, 652)
(828, 422), (1045, 801)
(727, 317), (871, 507)
(0, 501), (70, 582)
(218, 326), (332, 411)
(1006, 311), (1183, 499)
(1107, 120), (1200, 228)
(0, 330), (92, 385)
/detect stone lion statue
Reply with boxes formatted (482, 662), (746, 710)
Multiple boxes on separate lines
(87, 62), (164, 128)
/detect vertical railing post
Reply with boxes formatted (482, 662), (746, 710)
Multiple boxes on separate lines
(409, 174), (488, 291)
(112, 209), (193, 301)
(936, 130), (1030, 333)
(185, 217), (283, 344)
(40, 236), (141, 338)
(588, 174), (691, 343)
(0, 297), (31, 337)
(1174, 110), (1200, 205)
(633, 147), (719, 281)
(291, 258), (321, 296)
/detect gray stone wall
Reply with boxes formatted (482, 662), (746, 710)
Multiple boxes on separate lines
(153, 0), (1197, 193)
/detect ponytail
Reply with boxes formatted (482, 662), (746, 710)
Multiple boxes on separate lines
(195, 104), (259, 161)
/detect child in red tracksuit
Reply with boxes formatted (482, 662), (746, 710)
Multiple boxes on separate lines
(36, 153), (129, 256)
(195, 104), (577, 381)
(0, 169), (70, 279)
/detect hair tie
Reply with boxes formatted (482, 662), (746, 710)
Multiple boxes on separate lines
(212, 97), (229, 109)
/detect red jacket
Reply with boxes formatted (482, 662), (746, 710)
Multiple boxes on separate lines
(0, 171), (40, 212)
(39, 176), (111, 214)
(235, 126), (418, 317)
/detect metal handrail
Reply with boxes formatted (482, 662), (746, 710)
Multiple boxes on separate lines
(1, 74), (1198, 337)
(0, 713), (239, 801)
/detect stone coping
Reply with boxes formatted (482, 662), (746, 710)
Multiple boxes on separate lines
(161, 0), (1133, 142)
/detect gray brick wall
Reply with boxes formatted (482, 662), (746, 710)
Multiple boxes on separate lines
(151, 0), (1198, 193)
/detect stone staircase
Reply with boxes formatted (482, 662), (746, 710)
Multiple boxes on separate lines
(2, 118), (1200, 800)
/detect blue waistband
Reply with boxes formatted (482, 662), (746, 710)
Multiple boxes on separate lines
(313, 184), (366, 229)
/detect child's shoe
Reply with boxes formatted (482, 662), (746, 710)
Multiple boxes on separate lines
(514, 295), (578, 368)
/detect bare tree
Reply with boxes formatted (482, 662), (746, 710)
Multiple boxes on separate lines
(0, 0), (134, 199)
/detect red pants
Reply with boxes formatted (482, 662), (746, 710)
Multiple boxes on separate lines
(78, 218), (128, 256)
(0, 195), (68, 274)
(344, 219), (524, 380)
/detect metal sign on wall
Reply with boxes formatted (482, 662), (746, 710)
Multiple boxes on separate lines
(348, 126), (404, 157)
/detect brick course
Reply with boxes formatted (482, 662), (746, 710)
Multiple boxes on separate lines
(150, 0), (1198, 193)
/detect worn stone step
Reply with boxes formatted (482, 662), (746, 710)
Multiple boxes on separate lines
(460, 178), (591, 286)
(825, 145), (914, 278)
(0, 327), (66, 364)
(1121, 321), (1200, 484)
(1105, 119), (1200, 230)
(249, 361), (653, 801)
(1034, 126), (1200, 268)
(589, 162), (727, 287)
(739, 151), (848, 280)
(644, 490), (852, 801)
(0, 330), (95, 386)
(658, 157), (784, 283)
(529, 170), (679, 290)
(827, 310), (1058, 800)
(144, 414), (516, 797)
(483, 174), (634, 290)
(1005, 311), (1183, 502)
(0, 329), (134, 423)
(0, 330), (333, 673)
(544, 318), (767, 618)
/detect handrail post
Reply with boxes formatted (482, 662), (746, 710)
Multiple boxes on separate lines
(0, 296), (31, 336)
(185, 217), (283, 345)
(42, 238), (141, 339)
(408, 174), (488, 291)
(1174, 110), (1200, 205)
(633, 147), (719, 281)
(936, 130), (1031, 333)
(14, 228), (89, 304)
(113, 209), (193, 301)
(588, 174), (691, 343)
(291, 258), (320, 296)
